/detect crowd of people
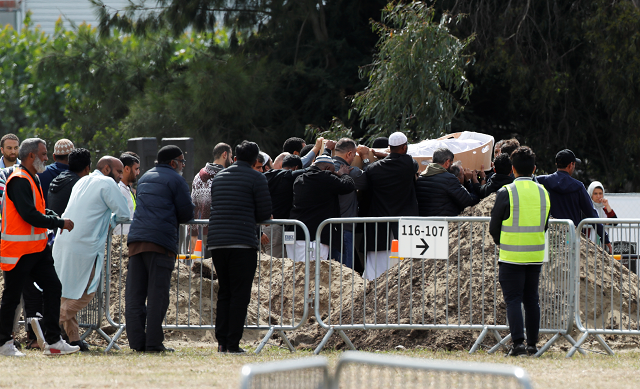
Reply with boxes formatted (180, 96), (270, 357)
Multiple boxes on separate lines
(0, 130), (617, 357)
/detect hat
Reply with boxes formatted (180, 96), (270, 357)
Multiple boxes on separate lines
(53, 139), (74, 155)
(157, 145), (183, 162)
(555, 149), (581, 166)
(388, 132), (408, 147)
(314, 155), (334, 165)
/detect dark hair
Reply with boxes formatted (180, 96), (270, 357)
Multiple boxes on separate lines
(432, 148), (454, 165)
(69, 148), (91, 173)
(448, 164), (461, 178)
(212, 142), (232, 161)
(282, 154), (303, 169)
(371, 137), (389, 149)
(510, 146), (536, 176)
(235, 140), (260, 164)
(493, 153), (512, 175)
(256, 152), (265, 165)
(120, 152), (140, 168)
(500, 138), (520, 158)
(299, 144), (314, 157)
(283, 137), (305, 154)
(335, 138), (356, 153)
(1, 133), (19, 148)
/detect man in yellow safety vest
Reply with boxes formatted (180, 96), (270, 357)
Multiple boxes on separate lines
(489, 146), (550, 357)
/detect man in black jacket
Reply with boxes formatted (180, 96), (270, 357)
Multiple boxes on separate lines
(208, 141), (272, 354)
(126, 145), (194, 353)
(262, 154), (304, 258)
(478, 153), (514, 199)
(416, 148), (477, 217)
(288, 155), (355, 262)
(363, 132), (419, 280)
(48, 148), (92, 217)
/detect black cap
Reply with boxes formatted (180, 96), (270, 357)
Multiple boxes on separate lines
(157, 145), (183, 163)
(555, 149), (581, 167)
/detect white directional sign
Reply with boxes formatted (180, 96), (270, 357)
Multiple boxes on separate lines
(398, 218), (449, 259)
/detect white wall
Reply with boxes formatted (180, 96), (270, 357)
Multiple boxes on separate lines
(22, 0), (131, 34)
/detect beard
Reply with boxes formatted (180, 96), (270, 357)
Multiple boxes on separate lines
(4, 154), (17, 163)
(33, 157), (46, 173)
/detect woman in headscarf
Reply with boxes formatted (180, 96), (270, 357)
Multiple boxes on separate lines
(585, 181), (617, 244)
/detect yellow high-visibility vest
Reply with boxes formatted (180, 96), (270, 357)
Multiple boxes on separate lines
(499, 179), (550, 263)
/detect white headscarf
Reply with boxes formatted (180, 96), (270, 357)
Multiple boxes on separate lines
(587, 181), (606, 218)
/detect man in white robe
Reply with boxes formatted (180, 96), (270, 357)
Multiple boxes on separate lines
(52, 156), (130, 351)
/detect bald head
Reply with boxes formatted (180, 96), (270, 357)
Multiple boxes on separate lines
(97, 156), (124, 183)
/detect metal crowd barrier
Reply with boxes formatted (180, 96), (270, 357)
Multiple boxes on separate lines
(103, 219), (311, 353)
(569, 218), (640, 357)
(313, 217), (578, 357)
(239, 356), (330, 389)
(238, 351), (533, 389)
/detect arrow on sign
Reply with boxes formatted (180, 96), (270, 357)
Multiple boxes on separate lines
(416, 238), (430, 255)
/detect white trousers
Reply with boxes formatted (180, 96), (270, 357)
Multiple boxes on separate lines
(364, 250), (398, 281)
(286, 241), (329, 262)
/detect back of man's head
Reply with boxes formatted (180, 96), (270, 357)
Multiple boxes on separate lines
(334, 138), (356, 154)
(69, 148), (91, 173)
(120, 152), (140, 168)
(493, 153), (512, 175)
(283, 137), (305, 154)
(500, 138), (520, 157)
(432, 148), (454, 165)
(212, 142), (232, 161)
(371, 137), (389, 149)
(510, 146), (536, 176)
(299, 144), (314, 157)
(235, 141), (260, 164)
(282, 154), (303, 170)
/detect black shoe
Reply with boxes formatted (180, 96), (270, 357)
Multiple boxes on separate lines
(70, 340), (90, 352)
(227, 347), (246, 354)
(218, 345), (227, 353)
(526, 344), (538, 356)
(13, 340), (22, 350)
(506, 343), (527, 357)
(145, 345), (175, 353)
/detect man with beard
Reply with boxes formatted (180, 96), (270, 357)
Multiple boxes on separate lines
(190, 143), (232, 256)
(0, 134), (20, 169)
(125, 145), (194, 352)
(115, 152), (141, 236)
(52, 156), (130, 351)
(48, 148), (92, 217)
(0, 138), (78, 357)
(38, 139), (75, 206)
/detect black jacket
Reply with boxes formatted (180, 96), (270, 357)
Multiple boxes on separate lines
(416, 163), (477, 217)
(478, 173), (514, 199)
(207, 161), (272, 249)
(264, 168), (306, 219)
(128, 164), (195, 254)
(290, 166), (355, 244)
(47, 170), (81, 217)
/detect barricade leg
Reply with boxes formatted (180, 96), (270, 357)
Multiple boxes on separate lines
(487, 333), (511, 354)
(277, 330), (295, 352)
(255, 327), (276, 354)
(469, 327), (489, 354)
(314, 328), (335, 355)
(535, 332), (561, 357)
(337, 330), (356, 351)
(593, 334), (615, 355)
(105, 325), (126, 353)
(562, 334), (586, 356)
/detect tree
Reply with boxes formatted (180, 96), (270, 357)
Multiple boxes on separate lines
(352, 1), (473, 142)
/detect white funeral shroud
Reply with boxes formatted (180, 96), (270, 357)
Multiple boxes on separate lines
(406, 131), (491, 158)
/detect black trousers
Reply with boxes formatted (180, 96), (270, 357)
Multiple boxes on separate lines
(125, 251), (175, 351)
(0, 245), (62, 345)
(23, 277), (44, 339)
(498, 262), (542, 345)
(212, 248), (257, 349)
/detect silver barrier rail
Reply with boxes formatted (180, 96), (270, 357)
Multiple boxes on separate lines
(313, 217), (578, 356)
(568, 218), (640, 357)
(239, 356), (330, 389)
(332, 351), (534, 389)
(104, 219), (311, 354)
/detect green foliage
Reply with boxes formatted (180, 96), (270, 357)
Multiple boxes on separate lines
(352, 1), (474, 142)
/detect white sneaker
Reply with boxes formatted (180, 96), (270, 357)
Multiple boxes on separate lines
(0, 339), (25, 357)
(43, 339), (80, 356)
(29, 317), (45, 350)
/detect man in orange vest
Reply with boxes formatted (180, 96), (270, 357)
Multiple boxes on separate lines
(0, 138), (79, 357)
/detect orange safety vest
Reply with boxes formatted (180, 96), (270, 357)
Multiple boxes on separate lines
(0, 167), (48, 271)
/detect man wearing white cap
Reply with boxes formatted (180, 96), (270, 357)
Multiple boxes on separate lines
(363, 131), (419, 280)
(38, 138), (75, 207)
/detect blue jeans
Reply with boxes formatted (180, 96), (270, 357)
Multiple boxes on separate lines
(498, 262), (542, 345)
(331, 231), (354, 269)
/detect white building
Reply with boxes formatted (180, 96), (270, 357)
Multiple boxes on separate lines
(1, 0), (130, 34)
